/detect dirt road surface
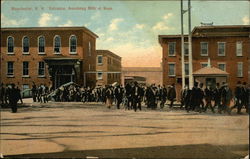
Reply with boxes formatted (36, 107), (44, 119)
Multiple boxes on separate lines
(0, 99), (249, 158)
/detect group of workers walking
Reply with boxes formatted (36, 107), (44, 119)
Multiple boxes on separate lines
(0, 81), (249, 114)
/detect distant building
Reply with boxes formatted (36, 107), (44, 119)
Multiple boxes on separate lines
(0, 27), (98, 90)
(122, 67), (162, 86)
(96, 50), (122, 86)
(159, 25), (250, 90)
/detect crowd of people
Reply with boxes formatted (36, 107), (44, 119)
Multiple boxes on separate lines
(0, 83), (23, 113)
(0, 81), (249, 114)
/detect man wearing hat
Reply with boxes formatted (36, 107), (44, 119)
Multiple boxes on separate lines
(221, 83), (233, 115)
(233, 81), (243, 114)
(131, 81), (142, 112)
(242, 82), (249, 114)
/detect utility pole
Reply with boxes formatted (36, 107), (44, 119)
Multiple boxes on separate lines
(181, 0), (185, 89)
(188, 0), (194, 88)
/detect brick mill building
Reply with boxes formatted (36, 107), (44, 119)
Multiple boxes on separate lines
(0, 27), (98, 90)
(96, 50), (122, 86)
(159, 25), (250, 91)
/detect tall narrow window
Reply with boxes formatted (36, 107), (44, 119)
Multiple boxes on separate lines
(38, 36), (45, 53)
(237, 62), (243, 77)
(54, 36), (61, 53)
(168, 63), (175, 76)
(38, 61), (45, 76)
(7, 62), (14, 76)
(23, 61), (29, 76)
(23, 36), (29, 53)
(218, 63), (226, 71)
(168, 42), (176, 56)
(184, 42), (189, 56)
(88, 41), (91, 56)
(7, 36), (14, 53)
(218, 42), (226, 56)
(70, 35), (77, 53)
(236, 41), (242, 56)
(97, 55), (103, 65)
(200, 42), (208, 56)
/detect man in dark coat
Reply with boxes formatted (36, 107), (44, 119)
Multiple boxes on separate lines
(204, 85), (215, 113)
(131, 82), (142, 112)
(242, 82), (249, 114)
(213, 83), (222, 113)
(125, 83), (132, 110)
(198, 83), (205, 112)
(181, 85), (191, 110)
(31, 82), (37, 102)
(221, 83), (233, 115)
(114, 85), (124, 109)
(159, 85), (168, 109)
(0, 83), (6, 105)
(168, 83), (176, 108)
(233, 81), (243, 114)
(9, 84), (19, 113)
(189, 82), (200, 112)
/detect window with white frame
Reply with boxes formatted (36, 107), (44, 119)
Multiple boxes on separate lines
(23, 61), (29, 76)
(70, 35), (77, 53)
(168, 63), (175, 76)
(237, 62), (243, 77)
(97, 55), (103, 65)
(7, 61), (14, 76)
(185, 63), (189, 75)
(236, 41), (242, 56)
(200, 42), (208, 56)
(168, 42), (176, 56)
(218, 42), (226, 56)
(23, 36), (29, 53)
(88, 41), (91, 56)
(201, 63), (208, 68)
(218, 63), (226, 71)
(54, 36), (61, 53)
(38, 61), (45, 76)
(97, 72), (103, 80)
(7, 36), (14, 53)
(184, 42), (189, 56)
(38, 36), (45, 53)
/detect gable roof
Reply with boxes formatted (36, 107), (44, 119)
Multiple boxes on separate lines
(193, 66), (229, 77)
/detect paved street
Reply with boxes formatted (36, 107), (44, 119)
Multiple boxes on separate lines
(0, 99), (249, 158)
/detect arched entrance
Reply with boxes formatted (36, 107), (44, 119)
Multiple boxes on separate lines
(55, 66), (76, 88)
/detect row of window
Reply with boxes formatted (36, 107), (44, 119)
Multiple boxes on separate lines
(169, 41), (243, 57)
(167, 62), (244, 77)
(7, 61), (45, 77)
(97, 72), (121, 80)
(7, 36), (92, 56)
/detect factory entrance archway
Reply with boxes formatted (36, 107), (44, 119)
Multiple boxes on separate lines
(55, 66), (76, 88)
(44, 57), (81, 89)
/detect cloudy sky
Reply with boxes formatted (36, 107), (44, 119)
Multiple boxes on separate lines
(1, 1), (249, 67)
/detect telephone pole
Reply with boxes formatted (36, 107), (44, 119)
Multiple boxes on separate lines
(188, 0), (194, 88)
(181, 0), (185, 89)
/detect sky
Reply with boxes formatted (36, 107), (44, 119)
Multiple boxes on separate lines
(1, 0), (249, 67)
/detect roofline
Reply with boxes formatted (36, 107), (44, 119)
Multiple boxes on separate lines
(1, 26), (99, 38)
(96, 50), (122, 59)
(159, 25), (250, 43)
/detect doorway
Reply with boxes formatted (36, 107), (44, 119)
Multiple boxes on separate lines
(55, 66), (76, 88)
